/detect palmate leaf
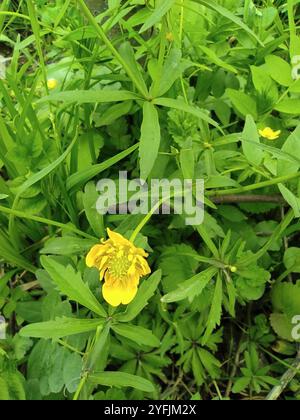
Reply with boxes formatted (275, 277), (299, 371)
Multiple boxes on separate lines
(41, 256), (107, 317)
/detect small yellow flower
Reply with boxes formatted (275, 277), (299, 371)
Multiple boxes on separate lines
(47, 78), (58, 90)
(86, 228), (151, 307)
(166, 32), (174, 42)
(259, 127), (281, 141)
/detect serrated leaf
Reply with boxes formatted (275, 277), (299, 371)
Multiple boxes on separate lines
(202, 275), (223, 344)
(116, 270), (161, 322)
(41, 256), (106, 317)
(161, 267), (217, 303)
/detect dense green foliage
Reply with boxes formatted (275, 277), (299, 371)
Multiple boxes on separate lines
(0, 0), (300, 400)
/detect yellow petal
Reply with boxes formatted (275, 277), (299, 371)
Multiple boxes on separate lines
(47, 78), (58, 90)
(102, 280), (138, 307)
(107, 228), (130, 246)
(86, 245), (104, 267)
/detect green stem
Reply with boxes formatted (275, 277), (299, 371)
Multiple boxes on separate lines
(207, 172), (300, 197)
(130, 198), (163, 243)
(0, 205), (97, 241)
(73, 374), (88, 401)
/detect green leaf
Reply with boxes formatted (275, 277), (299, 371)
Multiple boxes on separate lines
(242, 115), (263, 165)
(119, 42), (148, 98)
(275, 99), (300, 114)
(251, 65), (278, 101)
(265, 55), (293, 87)
(272, 282), (300, 317)
(284, 248), (300, 273)
(139, 101), (161, 180)
(20, 317), (103, 339)
(199, 45), (237, 74)
(66, 143), (138, 192)
(116, 270), (161, 322)
(95, 101), (133, 127)
(270, 313), (294, 341)
(14, 134), (77, 200)
(82, 182), (105, 238)
(232, 377), (251, 394)
(140, 0), (176, 33)
(63, 353), (82, 393)
(86, 323), (110, 371)
(0, 230), (36, 273)
(41, 256), (106, 317)
(89, 372), (155, 393)
(278, 124), (300, 175)
(251, 65), (274, 93)
(0, 378), (10, 400)
(41, 237), (97, 256)
(153, 97), (220, 129)
(111, 323), (160, 347)
(202, 275), (223, 344)
(161, 267), (217, 303)
(38, 89), (141, 104)
(236, 265), (270, 301)
(226, 89), (257, 119)
(180, 146), (195, 179)
(278, 184), (300, 217)
(193, 0), (263, 45)
(151, 48), (190, 97)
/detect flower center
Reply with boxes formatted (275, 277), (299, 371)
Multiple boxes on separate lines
(108, 250), (131, 280)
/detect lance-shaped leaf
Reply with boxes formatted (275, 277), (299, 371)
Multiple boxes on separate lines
(112, 323), (160, 348)
(140, 0), (176, 33)
(89, 372), (155, 393)
(139, 101), (161, 180)
(116, 270), (161, 322)
(20, 317), (104, 339)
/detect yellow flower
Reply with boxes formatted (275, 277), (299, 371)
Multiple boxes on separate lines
(258, 127), (281, 140)
(86, 228), (151, 307)
(47, 78), (58, 90)
(166, 32), (174, 42)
